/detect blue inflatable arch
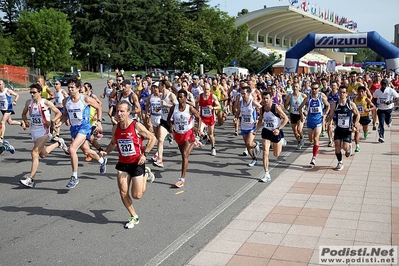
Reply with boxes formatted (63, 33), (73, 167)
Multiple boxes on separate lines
(284, 31), (399, 74)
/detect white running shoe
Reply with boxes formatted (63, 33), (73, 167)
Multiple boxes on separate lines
(248, 159), (257, 167)
(145, 166), (155, 182)
(152, 152), (158, 162)
(310, 157), (316, 166)
(125, 216), (139, 229)
(255, 141), (261, 156)
(20, 175), (34, 188)
(58, 138), (69, 154)
(242, 148), (248, 156)
(334, 162), (344, 171)
(260, 171), (271, 182)
(211, 148), (216, 156)
(280, 138), (287, 147)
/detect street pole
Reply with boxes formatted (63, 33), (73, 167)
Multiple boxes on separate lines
(69, 51), (73, 73)
(107, 54), (110, 78)
(30, 47), (35, 75)
(87, 53), (90, 72)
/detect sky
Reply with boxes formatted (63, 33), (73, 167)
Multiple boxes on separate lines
(208, 0), (398, 42)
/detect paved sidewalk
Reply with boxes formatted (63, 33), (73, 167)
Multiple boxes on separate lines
(188, 113), (399, 266)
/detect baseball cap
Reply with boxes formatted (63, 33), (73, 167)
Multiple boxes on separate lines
(381, 78), (388, 85)
(121, 80), (131, 86)
(152, 81), (159, 87)
(131, 74), (136, 77)
(193, 75), (199, 79)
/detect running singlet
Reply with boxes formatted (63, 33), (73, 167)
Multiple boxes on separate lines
(119, 92), (137, 118)
(262, 104), (281, 131)
(65, 95), (90, 127)
(161, 91), (173, 121)
(172, 104), (193, 134)
(353, 96), (368, 117)
(240, 99), (257, 131)
(334, 99), (353, 130)
(54, 90), (65, 108)
(149, 94), (162, 116)
(307, 93), (324, 123)
(28, 99), (50, 132)
(115, 120), (144, 164)
(199, 93), (214, 118)
(190, 83), (203, 101)
(0, 88), (12, 111)
(328, 91), (339, 106)
(289, 94), (303, 115)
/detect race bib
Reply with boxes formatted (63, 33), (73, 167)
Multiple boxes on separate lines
(357, 105), (364, 114)
(242, 115), (252, 123)
(337, 116), (350, 128)
(263, 119), (275, 130)
(117, 139), (136, 157)
(310, 106), (321, 113)
(201, 107), (212, 117)
(69, 110), (83, 125)
(31, 114), (43, 126)
(0, 101), (5, 110)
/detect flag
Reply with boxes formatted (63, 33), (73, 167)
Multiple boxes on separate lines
(291, 0), (299, 4)
(300, 1), (307, 11)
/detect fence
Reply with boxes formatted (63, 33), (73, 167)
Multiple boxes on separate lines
(0, 65), (32, 88)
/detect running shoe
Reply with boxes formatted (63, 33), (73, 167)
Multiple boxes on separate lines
(0, 145), (5, 155)
(364, 132), (369, 139)
(85, 155), (92, 162)
(355, 146), (360, 152)
(296, 142), (302, 150)
(248, 159), (257, 167)
(3, 140), (15, 154)
(372, 125), (377, 131)
(280, 138), (287, 147)
(260, 171), (271, 182)
(310, 157), (316, 166)
(200, 135), (208, 146)
(66, 176), (79, 188)
(125, 216), (139, 229)
(145, 166), (155, 183)
(58, 138), (69, 154)
(20, 175), (35, 188)
(52, 135), (60, 142)
(100, 157), (107, 174)
(154, 160), (164, 168)
(328, 140), (334, 147)
(167, 134), (174, 145)
(242, 148), (248, 156)
(299, 138), (305, 148)
(321, 131), (327, 137)
(255, 141), (261, 156)
(378, 137), (385, 143)
(152, 152), (158, 162)
(234, 131), (238, 136)
(211, 147), (216, 156)
(194, 137), (203, 148)
(174, 178), (185, 188)
(334, 162), (344, 171)
(345, 147), (352, 157)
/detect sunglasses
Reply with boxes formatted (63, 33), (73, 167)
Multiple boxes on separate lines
(30, 91), (38, 94)
(54, 83), (60, 85)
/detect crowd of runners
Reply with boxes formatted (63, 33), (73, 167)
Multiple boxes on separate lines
(1, 70), (398, 228)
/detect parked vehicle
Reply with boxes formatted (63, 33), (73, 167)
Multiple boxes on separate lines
(59, 73), (78, 86)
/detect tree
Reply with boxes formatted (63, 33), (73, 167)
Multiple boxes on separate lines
(181, 0), (209, 20)
(0, 0), (23, 35)
(14, 7), (74, 73)
(237, 8), (248, 16)
(353, 48), (382, 63)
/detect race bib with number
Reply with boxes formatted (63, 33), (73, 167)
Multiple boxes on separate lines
(201, 107), (212, 117)
(357, 105), (364, 114)
(117, 139), (136, 157)
(310, 106), (321, 113)
(337, 116), (350, 128)
(0, 101), (5, 110)
(69, 110), (83, 125)
(31, 114), (43, 126)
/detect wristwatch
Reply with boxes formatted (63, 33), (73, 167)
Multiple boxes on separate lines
(143, 152), (149, 157)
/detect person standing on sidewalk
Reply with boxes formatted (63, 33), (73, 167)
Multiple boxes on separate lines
(299, 82), (330, 166)
(19, 83), (69, 187)
(373, 78), (399, 143)
(167, 89), (202, 188)
(57, 78), (107, 188)
(327, 85), (360, 171)
(255, 91), (288, 182)
(100, 100), (156, 229)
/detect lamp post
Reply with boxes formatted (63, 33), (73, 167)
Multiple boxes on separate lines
(69, 51), (73, 73)
(87, 53), (90, 72)
(30, 47), (35, 73)
(107, 54), (110, 78)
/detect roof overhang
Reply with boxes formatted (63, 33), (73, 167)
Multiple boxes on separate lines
(235, 5), (355, 46)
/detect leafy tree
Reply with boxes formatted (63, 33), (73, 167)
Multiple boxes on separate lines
(14, 7), (74, 73)
(237, 8), (248, 16)
(353, 48), (381, 63)
(0, 0), (23, 35)
(181, 0), (209, 20)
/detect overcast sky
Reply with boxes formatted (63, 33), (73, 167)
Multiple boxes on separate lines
(208, 0), (398, 42)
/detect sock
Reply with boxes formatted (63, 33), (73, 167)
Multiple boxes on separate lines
(98, 157), (104, 164)
(72, 172), (78, 178)
(312, 145), (319, 157)
(336, 152), (342, 161)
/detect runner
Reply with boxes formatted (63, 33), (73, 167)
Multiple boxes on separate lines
(284, 82), (307, 149)
(57, 78), (108, 188)
(235, 86), (262, 167)
(167, 89), (202, 188)
(255, 91), (288, 182)
(196, 82), (221, 156)
(326, 80), (339, 147)
(299, 82), (330, 166)
(0, 79), (24, 154)
(373, 78), (399, 143)
(99, 100), (156, 229)
(19, 83), (68, 187)
(353, 86), (375, 151)
(326, 85), (360, 171)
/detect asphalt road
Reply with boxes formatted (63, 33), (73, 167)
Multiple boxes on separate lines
(0, 79), (305, 266)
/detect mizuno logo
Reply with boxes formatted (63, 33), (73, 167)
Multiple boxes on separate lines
(315, 36), (367, 47)
(389, 67), (399, 73)
(285, 67), (294, 72)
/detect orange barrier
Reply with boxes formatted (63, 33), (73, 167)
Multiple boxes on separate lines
(0, 64), (29, 84)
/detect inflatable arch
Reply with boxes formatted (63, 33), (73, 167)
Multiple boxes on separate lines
(284, 31), (399, 74)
